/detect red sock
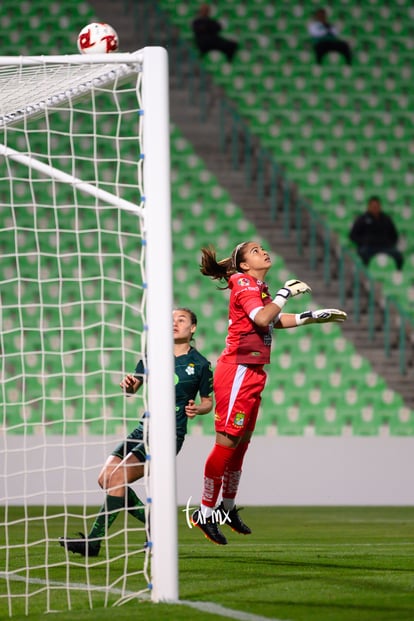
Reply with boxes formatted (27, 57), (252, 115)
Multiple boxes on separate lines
(202, 444), (235, 508)
(222, 441), (250, 503)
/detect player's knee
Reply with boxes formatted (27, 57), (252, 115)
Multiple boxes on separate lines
(97, 470), (106, 489)
(106, 469), (126, 493)
(98, 466), (116, 490)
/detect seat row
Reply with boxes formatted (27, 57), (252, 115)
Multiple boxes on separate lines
(4, 396), (413, 437)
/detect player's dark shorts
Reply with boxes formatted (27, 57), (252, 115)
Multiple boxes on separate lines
(111, 425), (185, 462)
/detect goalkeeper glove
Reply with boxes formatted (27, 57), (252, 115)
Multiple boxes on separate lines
(295, 308), (347, 325)
(274, 279), (312, 310)
(284, 279), (312, 297)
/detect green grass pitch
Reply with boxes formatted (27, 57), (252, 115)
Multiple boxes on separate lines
(1, 506), (413, 621)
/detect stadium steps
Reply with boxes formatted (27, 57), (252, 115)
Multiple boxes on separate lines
(86, 0), (414, 406)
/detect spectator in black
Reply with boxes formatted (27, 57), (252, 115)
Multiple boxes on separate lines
(308, 8), (352, 66)
(349, 196), (404, 270)
(192, 4), (238, 63)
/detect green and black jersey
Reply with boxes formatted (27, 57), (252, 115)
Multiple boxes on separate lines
(134, 346), (213, 439)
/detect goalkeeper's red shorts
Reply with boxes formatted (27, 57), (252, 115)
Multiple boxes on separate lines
(213, 360), (267, 437)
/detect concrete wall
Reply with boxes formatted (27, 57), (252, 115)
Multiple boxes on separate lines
(1, 433), (413, 506)
(178, 434), (414, 505)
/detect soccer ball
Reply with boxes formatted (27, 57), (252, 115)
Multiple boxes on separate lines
(77, 22), (119, 54)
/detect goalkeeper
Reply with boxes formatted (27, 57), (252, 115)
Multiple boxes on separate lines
(191, 241), (347, 545)
(60, 307), (213, 557)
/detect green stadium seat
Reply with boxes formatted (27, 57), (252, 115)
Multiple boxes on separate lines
(274, 403), (308, 436)
(351, 398), (386, 436)
(380, 387), (404, 409)
(312, 402), (347, 436)
(389, 407), (414, 436)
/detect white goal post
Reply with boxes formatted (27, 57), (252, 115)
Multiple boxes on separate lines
(0, 47), (177, 612)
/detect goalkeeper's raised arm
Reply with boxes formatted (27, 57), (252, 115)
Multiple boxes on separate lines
(274, 308), (348, 329)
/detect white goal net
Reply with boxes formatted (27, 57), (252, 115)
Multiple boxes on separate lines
(0, 48), (177, 615)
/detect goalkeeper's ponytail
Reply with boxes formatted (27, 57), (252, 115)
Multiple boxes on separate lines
(200, 245), (233, 283)
(200, 242), (251, 285)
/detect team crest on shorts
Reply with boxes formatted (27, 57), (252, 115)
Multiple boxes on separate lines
(233, 411), (245, 427)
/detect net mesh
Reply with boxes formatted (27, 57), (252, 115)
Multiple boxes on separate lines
(0, 57), (152, 614)
(0, 57), (142, 126)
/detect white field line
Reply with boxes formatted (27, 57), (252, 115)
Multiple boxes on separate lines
(0, 573), (289, 621)
(177, 599), (289, 621)
(180, 542), (414, 548)
(0, 571), (150, 598)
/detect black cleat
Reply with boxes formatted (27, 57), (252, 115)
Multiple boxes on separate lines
(216, 502), (252, 535)
(59, 532), (100, 557)
(190, 509), (227, 545)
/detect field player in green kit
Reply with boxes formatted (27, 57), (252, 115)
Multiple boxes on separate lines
(60, 307), (213, 557)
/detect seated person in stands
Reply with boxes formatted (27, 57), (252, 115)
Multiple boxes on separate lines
(308, 8), (352, 66)
(349, 196), (404, 270)
(192, 4), (238, 63)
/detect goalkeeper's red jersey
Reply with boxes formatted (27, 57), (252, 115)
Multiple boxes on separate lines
(219, 273), (274, 365)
